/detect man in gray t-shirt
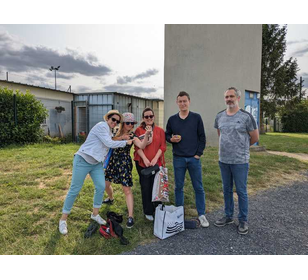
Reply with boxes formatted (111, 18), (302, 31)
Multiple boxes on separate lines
(213, 87), (259, 235)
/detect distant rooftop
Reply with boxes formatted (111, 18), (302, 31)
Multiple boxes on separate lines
(77, 91), (164, 101)
(0, 79), (75, 95)
(0, 79), (164, 101)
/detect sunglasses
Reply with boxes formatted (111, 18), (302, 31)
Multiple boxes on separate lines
(144, 115), (154, 119)
(125, 122), (135, 125)
(111, 117), (121, 124)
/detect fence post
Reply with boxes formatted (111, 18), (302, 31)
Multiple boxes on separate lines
(71, 100), (75, 142)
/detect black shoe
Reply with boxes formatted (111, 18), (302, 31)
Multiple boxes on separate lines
(126, 217), (134, 228)
(237, 221), (249, 235)
(102, 198), (114, 205)
(214, 216), (234, 227)
(84, 222), (99, 238)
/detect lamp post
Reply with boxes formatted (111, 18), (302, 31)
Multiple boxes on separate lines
(49, 66), (60, 90)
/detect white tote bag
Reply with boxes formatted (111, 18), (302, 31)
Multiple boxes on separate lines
(154, 204), (185, 240)
(152, 166), (169, 203)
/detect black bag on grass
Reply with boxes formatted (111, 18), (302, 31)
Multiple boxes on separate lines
(107, 211), (123, 223)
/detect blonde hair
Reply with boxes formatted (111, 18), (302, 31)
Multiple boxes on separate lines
(114, 123), (134, 138)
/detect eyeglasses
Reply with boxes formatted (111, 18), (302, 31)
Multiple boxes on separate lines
(125, 122), (135, 125)
(111, 117), (120, 124)
(144, 115), (154, 119)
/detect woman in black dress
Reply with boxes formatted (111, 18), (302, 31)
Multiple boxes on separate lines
(103, 112), (151, 228)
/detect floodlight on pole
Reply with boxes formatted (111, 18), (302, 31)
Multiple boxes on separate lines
(49, 66), (60, 90)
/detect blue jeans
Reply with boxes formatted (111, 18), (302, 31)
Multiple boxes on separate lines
(62, 155), (105, 214)
(219, 161), (249, 222)
(173, 156), (205, 216)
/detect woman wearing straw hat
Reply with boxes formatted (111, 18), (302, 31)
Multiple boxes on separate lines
(103, 112), (151, 228)
(59, 110), (133, 235)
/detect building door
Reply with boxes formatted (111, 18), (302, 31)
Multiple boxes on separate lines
(77, 107), (87, 135)
(245, 91), (260, 145)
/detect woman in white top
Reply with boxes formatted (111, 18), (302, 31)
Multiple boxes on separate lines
(59, 110), (132, 235)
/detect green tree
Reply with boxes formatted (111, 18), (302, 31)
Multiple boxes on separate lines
(261, 24), (300, 132)
(280, 100), (308, 132)
(0, 87), (48, 146)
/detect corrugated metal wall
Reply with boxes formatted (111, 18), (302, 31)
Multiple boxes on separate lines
(114, 94), (132, 114)
(88, 94), (113, 129)
(75, 93), (113, 133)
(74, 92), (163, 136)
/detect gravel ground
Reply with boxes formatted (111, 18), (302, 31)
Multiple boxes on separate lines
(123, 174), (308, 255)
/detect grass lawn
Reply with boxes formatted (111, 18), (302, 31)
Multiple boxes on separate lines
(260, 132), (308, 154)
(0, 142), (307, 255)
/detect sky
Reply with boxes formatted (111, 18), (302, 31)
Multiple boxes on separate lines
(286, 24), (308, 90)
(1, 24), (308, 100)
(0, 24), (164, 98)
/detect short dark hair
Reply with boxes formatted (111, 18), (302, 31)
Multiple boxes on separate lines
(142, 107), (154, 118)
(177, 91), (190, 100)
(140, 107), (155, 129)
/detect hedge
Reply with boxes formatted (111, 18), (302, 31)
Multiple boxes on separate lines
(281, 100), (308, 133)
(0, 87), (48, 146)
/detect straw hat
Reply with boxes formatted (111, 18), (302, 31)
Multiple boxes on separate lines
(103, 109), (123, 122)
(122, 112), (137, 124)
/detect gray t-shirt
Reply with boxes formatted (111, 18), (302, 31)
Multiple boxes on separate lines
(214, 109), (257, 164)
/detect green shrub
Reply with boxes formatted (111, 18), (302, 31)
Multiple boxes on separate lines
(60, 133), (73, 144)
(281, 100), (308, 132)
(77, 133), (86, 144)
(42, 134), (73, 144)
(0, 87), (48, 146)
(43, 135), (61, 144)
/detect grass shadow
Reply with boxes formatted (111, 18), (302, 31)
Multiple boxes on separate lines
(42, 230), (62, 255)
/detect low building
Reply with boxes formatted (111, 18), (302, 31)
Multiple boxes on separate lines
(0, 79), (74, 137)
(74, 92), (164, 139)
(1, 80), (164, 141)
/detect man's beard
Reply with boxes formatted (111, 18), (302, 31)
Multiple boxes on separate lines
(226, 101), (238, 109)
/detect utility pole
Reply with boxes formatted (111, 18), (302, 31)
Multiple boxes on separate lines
(49, 66), (60, 90)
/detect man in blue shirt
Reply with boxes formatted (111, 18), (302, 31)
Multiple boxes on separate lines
(214, 87), (259, 235)
(165, 91), (209, 227)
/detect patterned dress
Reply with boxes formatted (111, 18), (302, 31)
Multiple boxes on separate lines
(105, 133), (135, 187)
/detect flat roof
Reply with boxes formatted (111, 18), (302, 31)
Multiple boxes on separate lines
(0, 79), (75, 95)
(77, 91), (164, 101)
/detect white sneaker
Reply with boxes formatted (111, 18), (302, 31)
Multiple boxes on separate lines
(91, 214), (107, 225)
(59, 220), (68, 235)
(198, 215), (209, 228)
(145, 215), (154, 221)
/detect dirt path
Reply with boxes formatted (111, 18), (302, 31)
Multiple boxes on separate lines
(267, 151), (308, 162)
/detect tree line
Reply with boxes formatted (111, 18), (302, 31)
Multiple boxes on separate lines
(261, 24), (307, 133)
